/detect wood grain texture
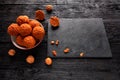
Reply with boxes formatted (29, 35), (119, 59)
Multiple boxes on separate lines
(0, 0), (120, 80)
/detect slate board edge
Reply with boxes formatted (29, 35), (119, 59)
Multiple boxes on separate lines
(47, 18), (112, 58)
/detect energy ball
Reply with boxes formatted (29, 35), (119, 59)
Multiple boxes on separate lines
(45, 57), (52, 65)
(16, 15), (29, 25)
(16, 35), (25, 47)
(19, 23), (32, 36)
(8, 49), (16, 56)
(24, 36), (36, 48)
(29, 19), (41, 28)
(46, 5), (53, 12)
(32, 26), (45, 40)
(26, 55), (35, 64)
(35, 10), (45, 21)
(50, 16), (59, 27)
(7, 23), (19, 36)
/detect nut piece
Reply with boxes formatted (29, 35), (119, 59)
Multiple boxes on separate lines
(51, 40), (55, 45)
(8, 49), (16, 56)
(26, 55), (35, 64)
(80, 52), (84, 57)
(45, 57), (52, 65)
(52, 50), (57, 56)
(64, 48), (70, 53)
(55, 40), (59, 46)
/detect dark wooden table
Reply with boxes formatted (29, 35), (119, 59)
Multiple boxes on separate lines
(0, 0), (120, 80)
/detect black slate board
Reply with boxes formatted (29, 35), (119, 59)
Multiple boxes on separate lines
(48, 18), (112, 58)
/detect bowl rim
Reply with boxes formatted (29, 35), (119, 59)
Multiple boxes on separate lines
(11, 20), (44, 50)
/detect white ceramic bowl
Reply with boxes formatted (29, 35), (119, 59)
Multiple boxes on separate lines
(11, 21), (44, 50)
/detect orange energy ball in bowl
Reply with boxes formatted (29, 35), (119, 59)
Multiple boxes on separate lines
(29, 19), (41, 28)
(16, 35), (25, 47)
(50, 16), (60, 27)
(46, 5), (53, 11)
(7, 23), (19, 36)
(35, 10), (45, 21)
(19, 23), (32, 36)
(16, 15), (29, 25)
(23, 36), (36, 48)
(32, 26), (45, 40)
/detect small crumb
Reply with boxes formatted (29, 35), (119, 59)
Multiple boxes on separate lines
(51, 40), (55, 45)
(45, 57), (52, 65)
(52, 50), (57, 56)
(64, 48), (70, 53)
(55, 40), (59, 46)
(26, 55), (35, 64)
(8, 49), (16, 56)
(80, 52), (84, 57)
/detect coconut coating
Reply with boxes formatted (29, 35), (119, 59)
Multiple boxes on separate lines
(7, 23), (19, 36)
(24, 36), (36, 48)
(16, 15), (29, 25)
(32, 26), (45, 40)
(19, 23), (32, 36)
(29, 20), (41, 28)
(35, 10), (45, 20)
(50, 16), (59, 27)
(16, 35), (25, 47)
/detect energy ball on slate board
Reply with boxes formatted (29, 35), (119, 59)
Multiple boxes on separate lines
(7, 23), (19, 36)
(16, 15), (29, 25)
(50, 16), (60, 27)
